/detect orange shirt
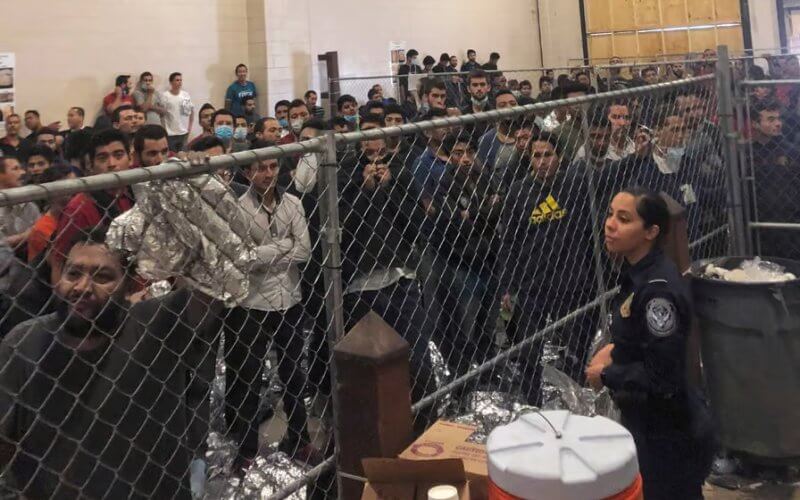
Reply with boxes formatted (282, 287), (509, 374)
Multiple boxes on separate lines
(27, 213), (58, 263)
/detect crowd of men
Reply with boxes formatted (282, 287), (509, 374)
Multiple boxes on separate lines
(0, 50), (798, 498)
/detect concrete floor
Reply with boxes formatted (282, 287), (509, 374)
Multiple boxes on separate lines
(705, 483), (800, 499)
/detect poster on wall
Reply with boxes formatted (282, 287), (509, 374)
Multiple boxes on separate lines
(0, 53), (15, 126)
(390, 41), (406, 74)
(389, 41), (406, 100)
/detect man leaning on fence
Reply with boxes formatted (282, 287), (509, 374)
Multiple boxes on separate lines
(0, 227), (223, 499)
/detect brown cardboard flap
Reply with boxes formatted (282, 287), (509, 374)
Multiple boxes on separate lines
(363, 458), (467, 484)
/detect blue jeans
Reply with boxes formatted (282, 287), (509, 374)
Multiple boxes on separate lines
(343, 278), (436, 430)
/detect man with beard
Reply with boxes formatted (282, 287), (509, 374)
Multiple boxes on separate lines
(0, 227), (223, 499)
(460, 69), (495, 138)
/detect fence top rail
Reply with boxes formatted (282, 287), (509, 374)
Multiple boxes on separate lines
(332, 75), (712, 145)
(740, 79), (800, 86)
(0, 138), (325, 208)
(595, 58), (716, 70)
(0, 74), (713, 208)
(332, 65), (593, 82)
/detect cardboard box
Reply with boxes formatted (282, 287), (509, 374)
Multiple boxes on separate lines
(361, 458), (471, 500)
(398, 420), (488, 497)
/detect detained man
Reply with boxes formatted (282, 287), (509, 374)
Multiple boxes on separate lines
(424, 134), (501, 397)
(496, 132), (598, 405)
(226, 154), (321, 472)
(0, 228), (223, 499)
(338, 125), (436, 433)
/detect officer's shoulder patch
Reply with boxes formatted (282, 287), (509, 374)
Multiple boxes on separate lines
(645, 297), (678, 337)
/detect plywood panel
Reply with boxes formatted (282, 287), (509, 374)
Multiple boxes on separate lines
(589, 35), (615, 59)
(586, 0), (612, 32)
(611, 0), (637, 30)
(714, 0), (741, 22)
(635, 0), (662, 28)
(661, 0), (688, 27)
(638, 32), (664, 55)
(717, 26), (744, 51)
(689, 27), (718, 51)
(664, 29), (690, 53)
(688, 0), (715, 25)
(614, 33), (640, 57)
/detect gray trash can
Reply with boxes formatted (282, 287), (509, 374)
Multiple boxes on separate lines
(690, 257), (800, 463)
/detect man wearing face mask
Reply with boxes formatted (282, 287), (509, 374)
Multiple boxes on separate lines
(274, 100), (291, 136)
(460, 69), (495, 135)
(210, 109), (235, 153)
(278, 99), (311, 145)
(398, 49), (423, 102)
(132, 72), (167, 125)
(336, 95), (359, 128)
(231, 115), (251, 153)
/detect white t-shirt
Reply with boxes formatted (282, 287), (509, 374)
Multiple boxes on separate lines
(161, 90), (194, 136)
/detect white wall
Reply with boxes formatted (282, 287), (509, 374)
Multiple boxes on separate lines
(261, 0), (544, 110)
(1, 0), (250, 133)
(749, 0), (782, 52)
(538, 0), (585, 67)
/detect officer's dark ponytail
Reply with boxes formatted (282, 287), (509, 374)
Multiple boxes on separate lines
(622, 186), (670, 242)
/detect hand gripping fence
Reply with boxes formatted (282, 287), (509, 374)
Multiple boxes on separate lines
(0, 66), (744, 499)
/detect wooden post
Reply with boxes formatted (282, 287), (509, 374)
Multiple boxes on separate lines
(334, 311), (415, 499)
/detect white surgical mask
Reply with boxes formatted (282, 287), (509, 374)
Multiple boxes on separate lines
(290, 118), (305, 133)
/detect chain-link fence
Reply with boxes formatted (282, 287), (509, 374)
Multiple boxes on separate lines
(0, 62), (737, 499)
(738, 77), (800, 261)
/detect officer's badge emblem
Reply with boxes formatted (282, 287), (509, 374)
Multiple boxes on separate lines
(646, 298), (678, 337)
(620, 293), (634, 318)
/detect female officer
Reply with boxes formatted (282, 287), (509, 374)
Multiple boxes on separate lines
(586, 187), (713, 500)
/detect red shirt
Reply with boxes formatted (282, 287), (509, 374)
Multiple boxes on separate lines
(278, 133), (296, 146)
(102, 92), (134, 114)
(52, 191), (134, 263)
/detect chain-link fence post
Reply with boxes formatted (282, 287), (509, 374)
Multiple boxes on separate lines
(733, 60), (756, 254)
(579, 102), (610, 334)
(715, 44), (749, 256)
(315, 130), (346, 496)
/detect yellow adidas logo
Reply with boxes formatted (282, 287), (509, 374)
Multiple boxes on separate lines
(529, 194), (567, 224)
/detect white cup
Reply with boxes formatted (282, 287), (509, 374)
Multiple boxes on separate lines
(428, 484), (459, 500)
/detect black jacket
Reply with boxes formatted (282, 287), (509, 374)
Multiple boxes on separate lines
(339, 154), (429, 286)
(433, 163), (501, 274)
(496, 170), (596, 299)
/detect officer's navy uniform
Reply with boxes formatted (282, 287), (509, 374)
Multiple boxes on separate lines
(602, 248), (713, 500)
